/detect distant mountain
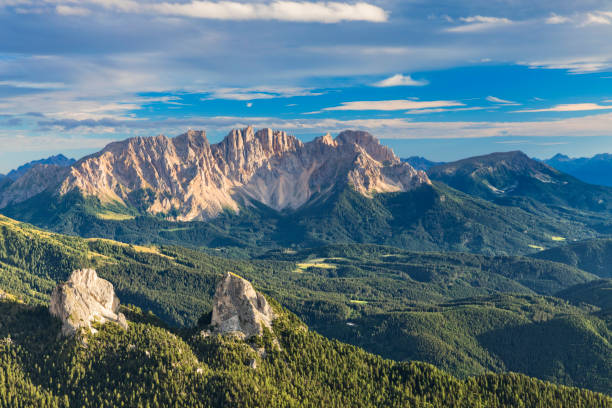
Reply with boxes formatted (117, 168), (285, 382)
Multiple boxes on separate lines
(428, 151), (612, 213)
(401, 156), (445, 171)
(544, 153), (612, 187)
(0, 128), (428, 221)
(5, 154), (75, 181)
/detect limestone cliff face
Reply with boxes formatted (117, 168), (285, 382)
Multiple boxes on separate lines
(210, 272), (274, 339)
(0, 127), (430, 219)
(0, 164), (69, 208)
(49, 269), (128, 337)
(237, 129), (430, 210)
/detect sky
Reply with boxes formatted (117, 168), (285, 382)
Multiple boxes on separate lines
(2, 0), (612, 172)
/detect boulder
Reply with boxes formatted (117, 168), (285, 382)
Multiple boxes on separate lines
(49, 269), (128, 336)
(210, 272), (274, 339)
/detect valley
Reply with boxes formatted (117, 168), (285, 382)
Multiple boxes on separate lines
(0, 128), (611, 405)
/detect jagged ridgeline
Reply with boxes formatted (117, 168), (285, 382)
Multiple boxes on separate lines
(2, 127), (609, 256)
(1, 267), (609, 407)
(0, 215), (611, 396)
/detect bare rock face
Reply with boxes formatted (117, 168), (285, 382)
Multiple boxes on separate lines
(0, 127), (430, 220)
(0, 164), (70, 208)
(49, 269), (128, 337)
(210, 272), (274, 339)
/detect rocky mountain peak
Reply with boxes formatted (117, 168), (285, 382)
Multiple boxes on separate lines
(49, 269), (128, 337)
(209, 272), (274, 339)
(550, 153), (571, 161)
(255, 128), (303, 153)
(336, 130), (398, 164)
(5, 154), (75, 181)
(174, 129), (209, 147)
(0, 127), (430, 220)
(314, 133), (337, 147)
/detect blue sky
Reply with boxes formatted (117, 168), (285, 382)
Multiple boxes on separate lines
(2, 0), (612, 172)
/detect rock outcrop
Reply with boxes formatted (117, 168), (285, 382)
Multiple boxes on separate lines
(209, 272), (274, 339)
(49, 269), (128, 337)
(0, 127), (430, 220)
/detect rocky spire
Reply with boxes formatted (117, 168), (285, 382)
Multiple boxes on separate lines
(209, 272), (275, 339)
(49, 269), (128, 337)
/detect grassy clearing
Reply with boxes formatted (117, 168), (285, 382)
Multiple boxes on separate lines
(85, 238), (172, 258)
(529, 244), (545, 251)
(296, 262), (337, 270)
(551, 236), (566, 242)
(160, 227), (192, 232)
(295, 258), (339, 273)
(349, 300), (368, 304)
(96, 211), (135, 221)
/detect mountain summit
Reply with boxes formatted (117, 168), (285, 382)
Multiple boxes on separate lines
(428, 151), (612, 212)
(0, 127), (429, 220)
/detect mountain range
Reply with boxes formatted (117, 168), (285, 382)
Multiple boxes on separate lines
(427, 151), (612, 213)
(3, 129), (612, 257)
(544, 153), (612, 187)
(402, 156), (445, 171)
(1, 128), (612, 403)
(0, 127), (427, 220)
(0, 154), (75, 190)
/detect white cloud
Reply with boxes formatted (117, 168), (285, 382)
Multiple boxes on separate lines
(515, 103), (612, 113)
(86, 0), (140, 13)
(545, 13), (571, 24)
(582, 12), (612, 26)
(323, 99), (464, 111)
(0, 80), (65, 89)
(150, 1), (389, 23)
(404, 107), (486, 115)
(524, 57), (612, 74)
(446, 15), (513, 33)
(486, 96), (519, 105)
(201, 86), (323, 101)
(230, 112), (612, 140)
(0, 0), (34, 6)
(372, 74), (428, 87)
(56, 4), (91, 15)
(28, 111), (612, 141)
(13, 0), (388, 23)
(246, 102), (253, 108)
(324, 112), (612, 139)
(0, 132), (114, 153)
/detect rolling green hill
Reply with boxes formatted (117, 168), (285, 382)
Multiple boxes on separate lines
(0, 215), (610, 394)
(532, 238), (612, 278)
(557, 279), (612, 311)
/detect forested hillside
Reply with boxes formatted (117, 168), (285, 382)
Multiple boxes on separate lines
(3, 182), (605, 257)
(532, 238), (612, 278)
(0, 215), (610, 394)
(1, 296), (609, 407)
